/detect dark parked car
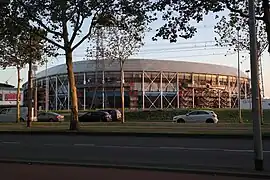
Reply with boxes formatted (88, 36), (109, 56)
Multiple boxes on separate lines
(37, 112), (64, 122)
(79, 111), (112, 122)
(97, 109), (122, 121)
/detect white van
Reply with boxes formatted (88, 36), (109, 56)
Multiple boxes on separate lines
(0, 107), (36, 122)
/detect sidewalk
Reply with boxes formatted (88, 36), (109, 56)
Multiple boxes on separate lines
(0, 163), (268, 180)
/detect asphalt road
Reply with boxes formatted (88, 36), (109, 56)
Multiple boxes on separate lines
(0, 135), (270, 172)
(1, 163), (262, 180)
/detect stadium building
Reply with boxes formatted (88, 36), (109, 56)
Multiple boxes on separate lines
(22, 59), (250, 110)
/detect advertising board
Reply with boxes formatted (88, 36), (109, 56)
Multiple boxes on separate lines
(0, 89), (23, 106)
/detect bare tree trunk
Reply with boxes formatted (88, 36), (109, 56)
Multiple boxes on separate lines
(120, 61), (125, 123)
(16, 67), (21, 123)
(66, 48), (79, 130)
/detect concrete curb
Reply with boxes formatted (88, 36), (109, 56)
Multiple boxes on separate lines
(0, 159), (269, 179)
(0, 130), (270, 139)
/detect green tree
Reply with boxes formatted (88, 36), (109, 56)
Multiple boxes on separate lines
(10, 0), (152, 130)
(91, 24), (145, 123)
(213, 1), (268, 54)
(151, 0), (270, 52)
(0, 15), (46, 124)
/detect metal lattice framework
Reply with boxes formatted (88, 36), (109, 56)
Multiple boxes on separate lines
(23, 70), (250, 111)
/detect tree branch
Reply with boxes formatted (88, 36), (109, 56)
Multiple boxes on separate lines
(69, 12), (83, 45)
(69, 0), (90, 45)
(18, 0), (63, 38)
(224, 0), (263, 20)
(11, 3), (64, 49)
(71, 12), (98, 51)
(60, 2), (70, 48)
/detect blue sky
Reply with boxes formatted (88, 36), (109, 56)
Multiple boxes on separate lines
(1, 12), (269, 97)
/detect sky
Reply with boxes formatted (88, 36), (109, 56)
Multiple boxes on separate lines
(1, 12), (270, 97)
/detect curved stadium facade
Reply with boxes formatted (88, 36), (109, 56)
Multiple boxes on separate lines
(22, 59), (250, 110)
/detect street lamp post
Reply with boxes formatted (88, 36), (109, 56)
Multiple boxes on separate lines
(45, 60), (49, 112)
(248, 0), (264, 171)
(33, 64), (38, 119)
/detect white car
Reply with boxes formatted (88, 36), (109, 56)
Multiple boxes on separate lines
(173, 110), (218, 123)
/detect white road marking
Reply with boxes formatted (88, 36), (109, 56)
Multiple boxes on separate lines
(97, 145), (150, 149)
(44, 144), (57, 146)
(73, 144), (95, 147)
(223, 149), (254, 153)
(159, 147), (214, 151)
(1, 140), (270, 153)
(43, 143), (70, 147)
(1, 141), (20, 144)
(160, 146), (270, 153)
(90, 145), (270, 153)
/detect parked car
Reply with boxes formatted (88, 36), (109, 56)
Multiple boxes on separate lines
(0, 108), (9, 114)
(172, 110), (218, 123)
(37, 112), (64, 122)
(79, 111), (112, 122)
(97, 109), (122, 121)
(0, 107), (30, 122)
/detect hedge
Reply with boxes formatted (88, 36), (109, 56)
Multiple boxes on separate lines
(50, 109), (270, 123)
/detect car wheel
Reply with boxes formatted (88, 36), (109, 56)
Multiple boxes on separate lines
(206, 119), (214, 123)
(49, 118), (54, 122)
(177, 119), (185, 123)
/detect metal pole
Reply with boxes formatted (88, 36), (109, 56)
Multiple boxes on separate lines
(120, 61), (125, 123)
(27, 60), (33, 127)
(237, 27), (242, 123)
(34, 71), (37, 118)
(218, 90), (221, 108)
(45, 61), (49, 112)
(192, 88), (195, 108)
(101, 28), (105, 110)
(102, 70), (105, 109)
(27, 35), (33, 127)
(176, 73), (179, 108)
(244, 80), (247, 99)
(83, 73), (86, 110)
(248, 0), (263, 171)
(55, 76), (58, 110)
(160, 72), (163, 109)
(142, 71), (145, 110)
(67, 81), (70, 110)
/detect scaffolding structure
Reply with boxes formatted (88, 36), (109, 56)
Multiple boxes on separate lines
(25, 70), (250, 111)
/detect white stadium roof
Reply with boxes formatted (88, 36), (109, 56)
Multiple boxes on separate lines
(36, 59), (248, 79)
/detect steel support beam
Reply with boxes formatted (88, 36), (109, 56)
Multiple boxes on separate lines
(83, 73), (86, 110)
(142, 71), (145, 110)
(160, 72), (163, 109)
(176, 73), (179, 109)
(68, 81), (70, 110)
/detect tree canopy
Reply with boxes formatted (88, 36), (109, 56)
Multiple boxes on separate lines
(151, 0), (270, 52)
(5, 0), (155, 129)
(11, 0), (152, 52)
(0, 6), (46, 69)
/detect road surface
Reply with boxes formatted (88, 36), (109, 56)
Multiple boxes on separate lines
(0, 135), (270, 172)
(0, 163), (265, 180)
